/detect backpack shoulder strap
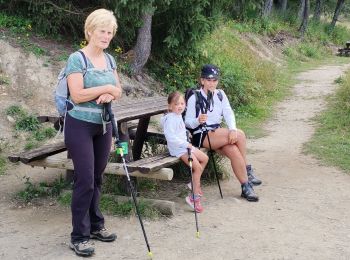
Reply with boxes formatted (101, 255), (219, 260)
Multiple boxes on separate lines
(77, 50), (88, 75)
(217, 89), (223, 102)
(105, 53), (117, 70)
(194, 90), (204, 117)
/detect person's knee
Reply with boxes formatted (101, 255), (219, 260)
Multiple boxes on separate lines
(237, 129), (246, 139)
(203, 154), (209, 164)
(193, 162), (203, 174)
(224, 145), (240, 159)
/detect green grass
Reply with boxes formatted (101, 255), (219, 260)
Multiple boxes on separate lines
(0, 73), (10, 85)
(304, 70), (350, 173)
(0, 155), (6, 175)
(16, 176), (70, 203)
(5, 105), (57, 150)
(58, 192), (162, 219)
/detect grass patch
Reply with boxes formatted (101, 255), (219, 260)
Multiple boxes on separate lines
(5, 105), (57, 149)
(304, 69), (350, 173)
(0, 73), (10, 85)
(58, 192), (162, 219)
(0, 155), (6, 175)
(16, 176), (70, 203)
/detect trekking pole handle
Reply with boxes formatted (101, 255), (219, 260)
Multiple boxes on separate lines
(105, 103), (123, 154)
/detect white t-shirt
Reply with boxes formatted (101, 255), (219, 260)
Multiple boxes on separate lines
(161, 112), (190, 157)
(184, 88), (237, 135)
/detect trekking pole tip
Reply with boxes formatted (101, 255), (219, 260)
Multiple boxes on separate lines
(196, 231), (200, 238)
(147, 251), (154, 259)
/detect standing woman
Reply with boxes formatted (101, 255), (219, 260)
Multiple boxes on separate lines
(185, 64), (260, 202)
(65, 9), (122, 257)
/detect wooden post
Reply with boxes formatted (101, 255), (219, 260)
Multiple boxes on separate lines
(132, 117), (150, 160)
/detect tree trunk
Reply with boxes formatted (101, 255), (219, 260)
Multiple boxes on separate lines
(298, 0), (309, 36)
(329, 0), (345, 31)
(262, 0), (273, 17)
(281, 0), (288, 12)
(131, 10), (154, 76)
(298, 0), (305, 19)
(313, 0), (322, 22)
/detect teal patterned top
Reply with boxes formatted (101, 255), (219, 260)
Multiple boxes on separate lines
(65, 51), (117, 124)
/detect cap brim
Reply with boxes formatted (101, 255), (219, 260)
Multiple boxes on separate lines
(202, 75), (219, 80)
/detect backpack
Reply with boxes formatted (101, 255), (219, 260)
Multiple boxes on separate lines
(54, 50), (87, 117)
(54, 50), (116, 117)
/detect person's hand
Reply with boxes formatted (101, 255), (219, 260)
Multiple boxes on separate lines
(198, 114), (208, 124)
(110, 85), (122, 100)
(228, 130), (238, 144)
(96, 93), (114, 104)
(187, 143), (193, 149)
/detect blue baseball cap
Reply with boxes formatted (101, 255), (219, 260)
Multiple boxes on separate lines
(201, 64), (220, 79)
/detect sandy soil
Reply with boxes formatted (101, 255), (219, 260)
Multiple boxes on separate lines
(1, 61), (350, 260)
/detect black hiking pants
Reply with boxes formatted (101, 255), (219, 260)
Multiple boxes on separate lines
(64, 113), (112, 243)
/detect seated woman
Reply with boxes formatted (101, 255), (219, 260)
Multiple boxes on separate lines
(184, 64), (261, 202)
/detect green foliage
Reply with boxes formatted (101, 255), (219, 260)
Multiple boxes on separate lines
(0, 1), (84, 37)
(16, 176), (69, 203)
(138, 179), (158, 192)
(6, 105), (26, 118)
(0, 155), (6, 175)
(198, 24), (279, 108)
(5, 105), (57, 150)
(102, 175), (123, 195)
(0, 12), (31, 32)
(33, 127), (56, 141)
(283, 41), (332, 62)
(304, 70), (350, 173)
(0, 73), (10, 85)
(15, 115), (39, 131)
(58, 192), (162, 219)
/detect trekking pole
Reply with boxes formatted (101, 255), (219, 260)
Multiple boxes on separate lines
(186, 131), (200, 238)
(105, 103), (153, 259)
(198, 91), (223, 199)
(203, 124), (223, 199)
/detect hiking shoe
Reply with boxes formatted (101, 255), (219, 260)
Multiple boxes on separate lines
(186, 182), (203, 197)
(90, 228), (117, 242)
(69, 240), (94, 257)
(247, 165), (262, 186)
(185, 195), (203, 213)
(241, 182), (259, 202)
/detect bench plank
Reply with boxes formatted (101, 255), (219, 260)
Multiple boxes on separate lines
(28, 155), (174, 181)
(8, 141), (66, 163)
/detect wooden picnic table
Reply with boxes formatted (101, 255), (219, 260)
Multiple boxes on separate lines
(9, 96), (180, 181)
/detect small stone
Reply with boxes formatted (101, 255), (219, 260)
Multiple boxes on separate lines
(7, 116), (15, 123)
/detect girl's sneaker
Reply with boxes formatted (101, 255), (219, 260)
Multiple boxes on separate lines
(186, 182), (203, 197)
(185, 195), (203, 213)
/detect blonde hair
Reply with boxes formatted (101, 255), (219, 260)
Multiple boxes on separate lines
(84, 9), (118, 42)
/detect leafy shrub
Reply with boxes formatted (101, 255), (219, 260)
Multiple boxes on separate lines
(15, 115), (39, 131)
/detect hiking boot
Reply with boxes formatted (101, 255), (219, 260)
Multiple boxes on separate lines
(246, 165), (262, 186)
(90, 228), (117, 242)
(241, 182), (259, 202)
(186, 182), (203, 197)
(69, 240), (94, 257)
(185, 195), (204, 213)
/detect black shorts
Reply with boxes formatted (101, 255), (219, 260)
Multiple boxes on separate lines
(192, 131), (208, 148)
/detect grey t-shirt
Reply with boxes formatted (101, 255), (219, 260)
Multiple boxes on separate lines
(65, 51), (117, 124)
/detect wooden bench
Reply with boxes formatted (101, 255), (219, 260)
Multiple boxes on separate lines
(8, 140), (180, 181)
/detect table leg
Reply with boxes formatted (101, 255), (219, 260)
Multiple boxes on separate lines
(132, 117), (150, 160)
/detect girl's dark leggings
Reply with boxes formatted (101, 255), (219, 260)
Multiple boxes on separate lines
(64, 113), (112, 243)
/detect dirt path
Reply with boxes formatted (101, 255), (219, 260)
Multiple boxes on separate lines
(1, 64), (350, 260)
